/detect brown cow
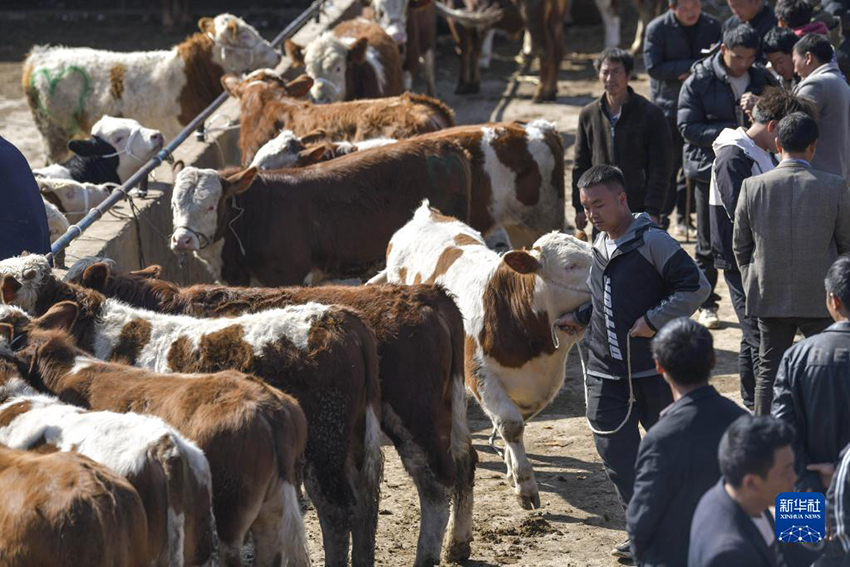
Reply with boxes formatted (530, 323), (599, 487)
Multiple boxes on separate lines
(220, 70), (454, 165)
(0, 254), (383, 567)
(0, 303), (309, 567)
(0, 443), (149, 567)
(75, 261), (477, 565)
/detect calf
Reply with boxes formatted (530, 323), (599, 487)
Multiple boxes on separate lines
(221, 70), (454, 165)
(37, 177), (114, 219)
(76, 260), (477, 566)
(373, 201), (592, 509)
(1, 302), (309, 567)
(33, 116), (163, 184)
(0, 443), (149, 567)
(286, 18), (403, 103)
(0, 254), (383, 567)
(24, 14), (279, 162)
(0, 310), (215, 567)
(169, 140), (472, 285)
(249, 129), (397, 170)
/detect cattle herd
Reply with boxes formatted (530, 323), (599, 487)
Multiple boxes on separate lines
(4, 3), (647, 566)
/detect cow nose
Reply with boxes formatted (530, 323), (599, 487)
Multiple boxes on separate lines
(171, 234), (194, 251)
(151, 132), (163, 144)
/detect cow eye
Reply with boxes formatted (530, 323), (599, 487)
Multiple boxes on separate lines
(335, 66), (342, 73)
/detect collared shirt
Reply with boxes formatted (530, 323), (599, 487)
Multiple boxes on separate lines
(779, 157), (811, 168)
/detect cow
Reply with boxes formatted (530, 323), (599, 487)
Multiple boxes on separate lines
(33, 116), (164, 185)
(0, 308), (215, 567)
(0, 254), (383, 567)
(1, 301), (310, 567)
(23, 13), (280, 163)
(0, 443), (149, 567)
(371, 201), (592, 509)
(37, 177), (115, 220)
(73, 260), (477, 566)
(221, 70), (454, 165)
(285, 19), (404, 103)
(169, 141), (472, 285)
(249, 129), (397, 170)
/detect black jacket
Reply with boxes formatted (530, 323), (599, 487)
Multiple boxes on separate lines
(772, 321), (850, 493)
(627, 386), (746, 567)
(689, 480), (824, 567)
(723, 2), (778, 63)
(677, 52), (777, 182)
(572, 89), (673, 216)
(574, 214), (709, 379)
(644, 11), (721, 119)
(0, 136), (50, 261)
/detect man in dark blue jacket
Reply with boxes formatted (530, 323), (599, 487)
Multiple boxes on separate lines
(557, 165), (709, 560)
(0, 136), (50, 261)
(643, 0), (721, 235)
(626, 318), (746, 566)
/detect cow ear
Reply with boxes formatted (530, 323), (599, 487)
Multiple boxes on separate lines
(226, 19), (239, 42)
(1, 276), (21, 305)
(130, 265), (163, 279)
(81, 263), (110, 292)
(34, 301), (78, 332)
(221, 74), (243, 98)
(502, 250), (541, 274)
(285, 39), (306, 68)
(299, 130), (328, 146)
(68, 138), (111, 157)
(198, 16), (216, 34)
(296, 145), (329, 166)
(223, 167), (258, 197)
(0, 323), (12, 345)
(284, 74), (314, 99)
(348, 37), (369, 64)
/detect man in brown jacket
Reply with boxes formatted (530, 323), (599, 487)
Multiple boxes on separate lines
(572, 48), (673, 234)
(733, 111), (850, 415)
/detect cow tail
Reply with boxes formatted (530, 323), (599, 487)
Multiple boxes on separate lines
(157, 436), (188, 567)
(361, 323), (384, 510)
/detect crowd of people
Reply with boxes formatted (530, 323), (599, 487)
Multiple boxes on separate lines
(567, 0), (850, 564)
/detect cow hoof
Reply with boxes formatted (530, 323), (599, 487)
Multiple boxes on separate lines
(444, 540), (472, 563)
(518, 491), (541, 510)
(532, 90), (557, 103)
(454, 82), (480, 95)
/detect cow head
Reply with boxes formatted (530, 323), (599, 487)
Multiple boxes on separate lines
(297, 32), (370, 103)
(170, 166), (258, 254)
(198, 13), (281, 74)
(249, 130), (328, 170)
(89, 116), (163, 183)
(372, 0), (410, 45)
(221, 71), (314, 101)
(0, 255), (54, 314)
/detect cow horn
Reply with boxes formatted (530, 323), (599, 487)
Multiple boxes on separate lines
(434, 2), (503, 29)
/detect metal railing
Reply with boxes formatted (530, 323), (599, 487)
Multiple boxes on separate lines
(50, 0), (327, 258)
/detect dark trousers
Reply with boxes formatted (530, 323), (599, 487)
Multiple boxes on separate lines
(724, 270), (759, 410)
(586, 373), (673, 511)
(692, 180), (720, 309)
(662, 116), (691, 225)
(755, 316), (832, 415)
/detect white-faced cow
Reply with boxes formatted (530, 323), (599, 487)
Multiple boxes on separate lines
(24, 14), (279, 162)
(249, 129), (397, 170)
(285, 18), (404, 104)
(372, 201), (592, 509)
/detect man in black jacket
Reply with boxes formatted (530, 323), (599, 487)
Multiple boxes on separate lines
(764, 26), (800, 89)
(724, 0), (778, 61)
(678, 24), (777, 329)
(644, 0), (721, 236)
(626, 318), (746, 566)
(572, 48), (673, 235)
(0, 136), (50, 261)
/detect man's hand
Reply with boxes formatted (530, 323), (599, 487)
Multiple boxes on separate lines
(807, 463), (836, 489)
(629, 316), (656, 338)
(554, 312), (584, 336)
(740, 93), (759, 114)
(575, 212), (587, 230)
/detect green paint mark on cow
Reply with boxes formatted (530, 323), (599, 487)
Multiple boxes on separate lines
(29, 66), (91, 136)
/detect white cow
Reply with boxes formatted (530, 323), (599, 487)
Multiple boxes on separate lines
(250, 129), (397, 170)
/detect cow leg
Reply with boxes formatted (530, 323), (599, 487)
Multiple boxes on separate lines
(251, 481), (310, 567)
(403, 70), (413, 91)
(479, 29), (495, 69)
(593, 0), (622, 47)
(520, 30), (534, 63)
(350, 406), (381, 567)
(32, 111), (71, 164)
(422, 48), (437, 97)
(445, 443), (475, 564)
(304, 465), (352, 567)
(487, 425), (504, 458)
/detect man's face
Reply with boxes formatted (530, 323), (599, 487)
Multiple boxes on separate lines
(671, 0), (701, 27)
(793, 49), (818, 78)
(728, 0), (762, 22)
(598, 60), (630, 97)
(722, 44), (757, 78)
(767, 51), (795, 81)
(752, 446), (797, 509)
(580, 183), (627, 233)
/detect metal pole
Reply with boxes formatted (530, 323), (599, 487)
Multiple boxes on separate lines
(50, 0), (326, 258)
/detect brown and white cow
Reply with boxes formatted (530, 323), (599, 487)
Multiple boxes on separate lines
(0, 254), (383, 567)
(169, 139), (472, 285)
(372, 201), (592, 509)
(0, 442), (149, 567)
(1, 302), (309, 567)
(23, 14), (279, 162)
(285, 18), (404, 104)
(74, 261), (477, 565)
(221, 70), (454, 165)
(0, 307), (215, 567)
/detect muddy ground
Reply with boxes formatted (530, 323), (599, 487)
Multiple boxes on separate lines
(0, 11), (746, 566)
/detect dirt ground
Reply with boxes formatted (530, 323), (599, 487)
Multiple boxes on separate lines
(0, 12), (747, 567)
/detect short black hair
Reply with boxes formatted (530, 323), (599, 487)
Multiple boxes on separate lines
(751, 87), (818, 124)
(577, 165), (626, 193)
(594, 47), (635, 75)
(776, 0), (815, 28)
(776, 111), (819, 151)
(793, 33), (834, 64)
(722, 24), (761, 51)
(825, 254), (850, 306)
(763, 26), (799, 55)
(719, 415), (796, 487)
(651, 318), (715, 385)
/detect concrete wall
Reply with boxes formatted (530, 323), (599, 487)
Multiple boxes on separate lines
(58, 0), (359, 283)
